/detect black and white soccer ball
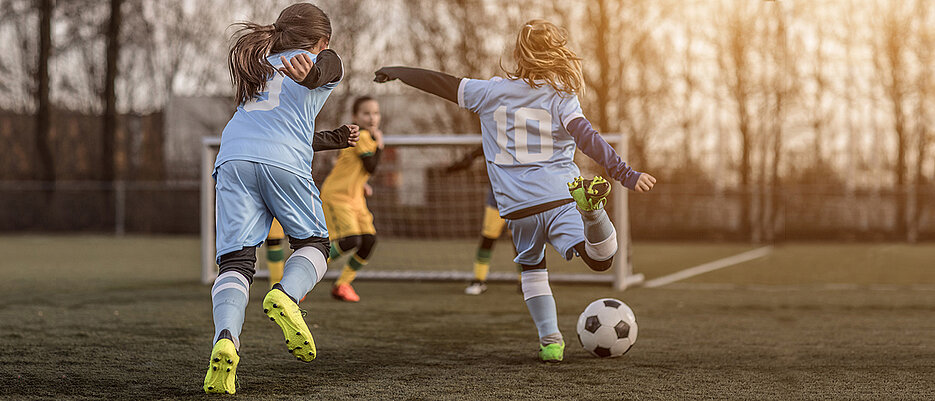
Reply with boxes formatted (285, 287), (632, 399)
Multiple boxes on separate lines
(576, 298), (638, 358)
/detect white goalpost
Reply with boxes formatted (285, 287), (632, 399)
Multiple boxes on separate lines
(200, 134), (642, 290)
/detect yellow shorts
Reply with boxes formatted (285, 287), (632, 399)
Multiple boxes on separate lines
(481, 205), (507, 239)
(323, 199), (376, 240)
(267, 218), (285, 240)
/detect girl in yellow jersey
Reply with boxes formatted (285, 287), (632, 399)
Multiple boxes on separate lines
(320, 96), (383, 302)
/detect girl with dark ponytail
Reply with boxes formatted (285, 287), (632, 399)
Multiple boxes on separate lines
(204, 3), (358, 394)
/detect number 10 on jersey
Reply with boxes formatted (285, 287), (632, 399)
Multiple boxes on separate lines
(493, 106), (554, 165)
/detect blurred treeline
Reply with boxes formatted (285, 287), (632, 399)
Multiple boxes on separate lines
(0, 0), (932, 240)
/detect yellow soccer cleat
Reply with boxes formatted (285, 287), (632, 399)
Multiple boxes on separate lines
(203, 332), (239, 394)
(263, 284), (316, 362)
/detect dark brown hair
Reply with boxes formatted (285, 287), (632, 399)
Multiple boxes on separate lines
(502, 19), (584, 95)
(228, 3), (332, 104)
(352, 96), (376, 115)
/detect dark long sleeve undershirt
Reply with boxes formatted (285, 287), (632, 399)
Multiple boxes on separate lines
(374, 67), (460, 104)
(299, 49), (343, 90)
(566, 117), (642, 190)
(312, 125), (352, 151)
(445, 145), (484, 173)
(360, 148), (382, 174)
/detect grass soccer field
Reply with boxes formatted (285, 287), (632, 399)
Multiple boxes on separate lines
(1, 235), (934, 399)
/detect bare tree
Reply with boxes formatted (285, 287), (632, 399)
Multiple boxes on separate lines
(716, 1), (761, 240)
(581, 0), (671, 171)
(911, 0), (933, 242)
(102, 0), (121, 181)
(872, 0), (915, 240)
(763, 0), (797, 242)
(35, 0), (54, 182)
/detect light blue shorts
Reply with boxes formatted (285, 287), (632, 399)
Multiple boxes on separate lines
(214, 160), (328, 261)
(507, 202), (584, 266)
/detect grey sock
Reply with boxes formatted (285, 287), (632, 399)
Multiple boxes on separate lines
(579, 208), (614, 243)
(540, 332), (564, 346)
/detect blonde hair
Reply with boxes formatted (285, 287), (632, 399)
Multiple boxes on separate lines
(502, 20), (584, 95)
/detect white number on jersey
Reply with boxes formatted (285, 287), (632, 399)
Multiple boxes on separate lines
(243, 70), (285, 112)
(492, 106), (554, 165)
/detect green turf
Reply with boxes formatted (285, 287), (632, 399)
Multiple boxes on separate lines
(690, 243), (935, 285)
(368, 238), (758, 278)
(1, 236), (934, 399)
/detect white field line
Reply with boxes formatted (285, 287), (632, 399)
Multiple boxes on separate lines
(643, 246), (773, 288)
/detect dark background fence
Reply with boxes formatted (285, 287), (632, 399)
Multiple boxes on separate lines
(3, 176), (932, 241)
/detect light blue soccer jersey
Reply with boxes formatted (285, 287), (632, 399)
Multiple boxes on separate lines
(215, 49), (341, 180)
(458, 77), (584, 216)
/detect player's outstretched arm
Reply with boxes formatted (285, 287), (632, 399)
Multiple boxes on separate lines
(312, 124), (359, 151)
(566, 117), (656, 192)
(373, 67), (460, 104)
(278, 49), (343, 90)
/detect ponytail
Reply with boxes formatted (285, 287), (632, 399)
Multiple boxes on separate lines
(229, 23), (282, 105)
(228, 3), (333, 104)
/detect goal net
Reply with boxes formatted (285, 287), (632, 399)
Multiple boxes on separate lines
(201, 135), (642, 290)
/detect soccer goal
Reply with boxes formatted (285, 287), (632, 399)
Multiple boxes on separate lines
(201, 134), (643, 290)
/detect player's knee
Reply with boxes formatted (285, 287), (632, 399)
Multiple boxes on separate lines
(574, 242), (614, 272)
(288, 236), (330, 260)
(357, 234), (377, 260)
(585, 256), (613, 272)
(520, 268), (551, 300)
(520, 258), (547, 272)
(289, 245), (329, 280)
(585, 230), (617, 261)
(217, 246), (258, 284)
(337, 235), (362, 253)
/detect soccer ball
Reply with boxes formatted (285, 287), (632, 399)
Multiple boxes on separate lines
(576, 298), (638, 358)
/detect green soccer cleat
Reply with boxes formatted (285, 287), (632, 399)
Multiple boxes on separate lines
(538, 341), (565, 363)
(263, 285), (317, 362)
(203, 332), (239, 394)
(568, 176), (611, 211)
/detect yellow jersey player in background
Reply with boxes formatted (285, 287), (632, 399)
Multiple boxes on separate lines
(320, 96), (384, 302)
(265, 219), (287, 287)
(445, 146), (521, 295)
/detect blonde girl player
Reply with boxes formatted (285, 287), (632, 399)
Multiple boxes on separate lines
(375, 20), (656, 363)
(204, 3), (358, 394)
(320, 96), (384, 302)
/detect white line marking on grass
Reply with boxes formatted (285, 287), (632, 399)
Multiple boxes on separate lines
(643, 246), (773, 288)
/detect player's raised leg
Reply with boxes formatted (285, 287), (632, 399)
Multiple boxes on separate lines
(568, 176), (617, 271)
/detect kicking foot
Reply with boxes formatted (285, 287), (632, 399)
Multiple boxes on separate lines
(263, 284), (316, 362)
(203, 330), (239, 394)
(331, 283), (360, 302)
(568, 176), (611, 211)
(538, 341), (565, 363)
(464, 280), (488, 295)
